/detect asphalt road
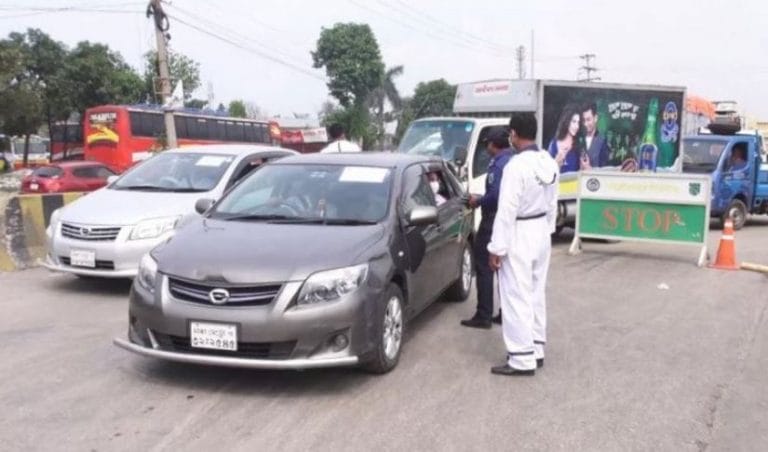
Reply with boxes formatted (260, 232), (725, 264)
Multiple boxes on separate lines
(2, 219), (767, 451)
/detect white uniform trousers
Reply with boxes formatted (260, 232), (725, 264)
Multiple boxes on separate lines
(498, 217), (551, 370)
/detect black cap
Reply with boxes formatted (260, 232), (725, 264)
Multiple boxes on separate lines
(482, 126), (510, 148)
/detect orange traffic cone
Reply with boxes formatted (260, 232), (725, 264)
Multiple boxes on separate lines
(710, 217), (739, 270)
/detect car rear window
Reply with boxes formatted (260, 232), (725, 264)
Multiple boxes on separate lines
(32, 167), (63, 178)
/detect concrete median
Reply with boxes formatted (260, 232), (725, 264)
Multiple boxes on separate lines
(0, 192), (84, 271)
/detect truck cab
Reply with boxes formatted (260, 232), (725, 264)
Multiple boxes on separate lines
(682, 123), (768, 229)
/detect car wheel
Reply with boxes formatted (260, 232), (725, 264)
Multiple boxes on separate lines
(721, 199), (748, 230)
(362, 284), (405, 374)
(444, 243), (472, 302)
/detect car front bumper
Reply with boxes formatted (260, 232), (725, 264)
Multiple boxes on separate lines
(45, 222), (167, 278)
(117, 276), (382, 370)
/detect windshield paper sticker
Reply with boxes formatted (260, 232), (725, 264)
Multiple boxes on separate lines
(339, 167), (389, 183)
(196, 156), (232, 167)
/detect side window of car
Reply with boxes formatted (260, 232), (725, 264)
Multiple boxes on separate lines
(472, 127), (495, 178)
(73, 167), (99, 178)
(96, 166), (116, 179)
(425, 168), (456, 208)
(228, 155), (268, 187)
(401, 165), (436, 214)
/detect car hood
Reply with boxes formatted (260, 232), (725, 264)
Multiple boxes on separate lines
(154, 218), (387, 283)
(59, 188), (216, 225)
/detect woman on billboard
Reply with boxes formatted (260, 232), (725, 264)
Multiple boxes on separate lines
(547, 104), (587, 173)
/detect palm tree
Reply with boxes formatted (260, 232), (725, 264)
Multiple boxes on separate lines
(369, 65), (404, 149)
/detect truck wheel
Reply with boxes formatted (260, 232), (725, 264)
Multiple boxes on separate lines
(362, 284), (405, 374)
(721, 199), (748, 230)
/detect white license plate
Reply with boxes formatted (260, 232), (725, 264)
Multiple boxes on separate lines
(190, 322), (238, 351)
(70, 250), (96, 268)
(30, 183), (39, 191)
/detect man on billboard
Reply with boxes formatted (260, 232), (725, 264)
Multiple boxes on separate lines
(580, 102), (611, 169)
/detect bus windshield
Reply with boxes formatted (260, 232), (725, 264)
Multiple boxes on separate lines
(397, 120), (474, 160)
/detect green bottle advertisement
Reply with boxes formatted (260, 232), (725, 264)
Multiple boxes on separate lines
(639, 98), (659, 171)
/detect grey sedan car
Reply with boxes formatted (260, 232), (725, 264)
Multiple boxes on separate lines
(114, 153), (474, 373)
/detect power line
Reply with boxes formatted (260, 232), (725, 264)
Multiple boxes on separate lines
(164, 11), (326, 83)
(348, 0), (511, 59)
(388, 0), (515, 53)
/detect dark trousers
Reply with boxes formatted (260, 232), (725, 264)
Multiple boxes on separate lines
(474, 223), (494, 321)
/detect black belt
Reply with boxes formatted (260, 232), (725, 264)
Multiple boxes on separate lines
(517, 212), (546, 221)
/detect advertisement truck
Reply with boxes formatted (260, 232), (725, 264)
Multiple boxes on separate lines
(396, 79), (687, 233)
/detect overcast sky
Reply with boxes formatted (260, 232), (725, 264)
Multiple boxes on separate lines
(3, 0), (768, 118)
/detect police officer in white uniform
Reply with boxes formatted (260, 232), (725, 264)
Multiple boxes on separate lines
(319, 123), (362, 153)
(488, 112), (559, 376)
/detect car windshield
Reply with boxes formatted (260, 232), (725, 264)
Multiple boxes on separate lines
(32, 166), (63, 178)
(211, 164), (393, 224)
(682, 139), (728, 173)
(112, 152), (235, 192)
(397, 120), (473, 160)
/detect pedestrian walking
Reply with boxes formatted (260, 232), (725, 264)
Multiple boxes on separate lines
(319, 123), (362, 153)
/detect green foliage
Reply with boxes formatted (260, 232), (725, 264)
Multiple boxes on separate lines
(143, 50), (201, 102)
(396, 79), (457, 141)
(228, 100), (247, 118)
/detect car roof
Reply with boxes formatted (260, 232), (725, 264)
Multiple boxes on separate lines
(164, 144), (295, 156)
(50, 161), (109, 169)
(275, 152), (442, 169)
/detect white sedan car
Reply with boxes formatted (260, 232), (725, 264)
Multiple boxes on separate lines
(44, 145), (295, 278)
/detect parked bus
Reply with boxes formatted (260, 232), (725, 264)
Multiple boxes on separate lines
(50, 121), (84, 161)
(83, 105), (282, 172)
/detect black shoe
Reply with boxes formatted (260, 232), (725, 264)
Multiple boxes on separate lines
(490, 364), (535, 376)
(537, 358), (544, 368)
(460, 317), (492, 329)
(492, 312), (502, 325)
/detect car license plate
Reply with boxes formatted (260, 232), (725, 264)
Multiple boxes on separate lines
(30, 183), (39, 191)
(70, 250), (96, 268)
(190, 322), (238, 351)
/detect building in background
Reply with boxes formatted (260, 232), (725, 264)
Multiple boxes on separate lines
(684, 95), (715, 136)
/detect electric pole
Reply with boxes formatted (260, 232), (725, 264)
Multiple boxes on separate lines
(147, 0), (177, 148)
(578, 53), (601, 82)
(515, 46), (527, 79)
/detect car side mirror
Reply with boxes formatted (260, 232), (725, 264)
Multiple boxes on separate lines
(453, 146), (468, 166)
(407, 205), (438, 226)
(195, 198), (215, 215)
(106, 175), (119, 185)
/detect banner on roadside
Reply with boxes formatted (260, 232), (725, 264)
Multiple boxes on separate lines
(568, 171), (711, 266)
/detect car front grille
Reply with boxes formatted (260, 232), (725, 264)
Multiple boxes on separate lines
(167, 277), (282, 306)
(153, 333), (296, 359)
(59, 257), (115, 270)
(61, 222), (121, 241)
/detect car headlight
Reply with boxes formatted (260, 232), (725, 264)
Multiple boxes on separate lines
(136, 253), (158, 293)
(297, 264), (369, 305)
(129, 216), (180, 241)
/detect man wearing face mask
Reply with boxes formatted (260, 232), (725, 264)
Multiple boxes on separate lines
(460, 127), (513, 329)
(489, 113), (559, 376)
(428, 172), (447, 206)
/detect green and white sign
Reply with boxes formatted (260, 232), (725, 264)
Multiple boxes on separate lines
(569, 171), (712, 266)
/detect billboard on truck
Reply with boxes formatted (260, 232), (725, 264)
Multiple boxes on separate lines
(541, 84), (685, 175)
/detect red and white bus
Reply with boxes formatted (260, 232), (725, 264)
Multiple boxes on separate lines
(50, 121), (84, 161)
(84, 105), (282, 172)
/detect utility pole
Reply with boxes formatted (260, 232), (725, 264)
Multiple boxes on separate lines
(147, 0), (177, 148)
(515, 45), (527, 79)
(530, 29), (535, 79)
(578, 53), (600, 82)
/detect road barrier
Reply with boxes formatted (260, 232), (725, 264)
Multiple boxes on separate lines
(0, 192), (84, 271)
(568, 171), (712, 267)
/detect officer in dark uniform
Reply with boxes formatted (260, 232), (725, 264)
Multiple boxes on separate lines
(461, 126), (513, 329)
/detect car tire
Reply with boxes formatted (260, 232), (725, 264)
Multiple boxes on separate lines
(721, 199), (748, 230)
(362, 283), (405, 374)
(444, 243), (472, 302)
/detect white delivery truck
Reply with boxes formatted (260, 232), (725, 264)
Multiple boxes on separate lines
(396, 79), (687, 234)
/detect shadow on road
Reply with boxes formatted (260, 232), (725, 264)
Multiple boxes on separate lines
(48, 275), (133, 296)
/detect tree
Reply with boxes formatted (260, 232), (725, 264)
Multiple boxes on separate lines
(216, 103), (227, 114)
(228, 100), (246, 118)
(0, 80), (43, 166)
(396, 79), (457, 141)
(312, 23), (385, 148)
(143, 50), (201, 103)
(369, 65), (404, 149)
(184, 98), (207, 109)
